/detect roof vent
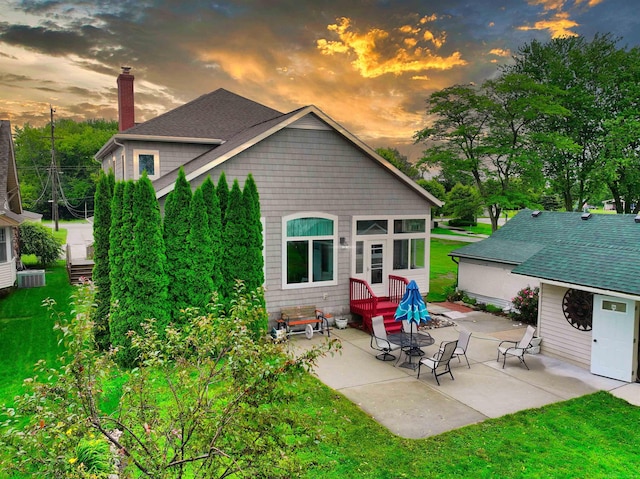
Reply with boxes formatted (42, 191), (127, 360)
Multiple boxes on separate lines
(581, 212), (592, 220)
(531, 210), (541, 217)
(635, 214), (640, 223)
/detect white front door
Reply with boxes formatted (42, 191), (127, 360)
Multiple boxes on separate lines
(591, 295), (638, 382)
(354, 239), (387, 296)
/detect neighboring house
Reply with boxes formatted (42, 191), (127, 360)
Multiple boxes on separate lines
(451, 209), (640, 382)
(95, 69), (442, 323)
(0, 120), (26, 290)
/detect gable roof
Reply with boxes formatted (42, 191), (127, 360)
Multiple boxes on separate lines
(152, 103), (443, 207)
(95, 89), (285, 158)
(123, 88), (284, 139)
(0, 120), (23, 226)
(451, 209), (640, 296)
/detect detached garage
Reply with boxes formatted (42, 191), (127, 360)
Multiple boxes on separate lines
(452, 209), (640, 383)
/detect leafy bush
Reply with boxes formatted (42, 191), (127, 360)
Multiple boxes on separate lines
(510, 286), (540, 325)
(444, 284), (463, 302)
(448, 218), (478, 227)
(19, 221), (62, 267)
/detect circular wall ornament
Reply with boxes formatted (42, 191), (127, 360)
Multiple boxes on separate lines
(562, 289), (593, 331)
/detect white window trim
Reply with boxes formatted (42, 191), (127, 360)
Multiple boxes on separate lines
(351, 214), (430, 274)
(133, 149), (160, 180)
(0, 227), (8, 264)
(282, 212), (338, 289)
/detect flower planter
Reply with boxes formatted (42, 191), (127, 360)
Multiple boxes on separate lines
(335, 318), (349, 329)
(527, 336), (542, 355)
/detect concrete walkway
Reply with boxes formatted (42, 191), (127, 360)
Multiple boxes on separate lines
(292, 308), (640, 439)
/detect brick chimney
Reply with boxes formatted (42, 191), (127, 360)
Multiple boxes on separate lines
(117, 66), (134, 132)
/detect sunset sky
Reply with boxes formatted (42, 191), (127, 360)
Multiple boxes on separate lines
(1, 0), (638, 160)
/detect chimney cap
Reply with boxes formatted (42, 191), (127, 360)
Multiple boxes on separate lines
(121, 66), (132, 74)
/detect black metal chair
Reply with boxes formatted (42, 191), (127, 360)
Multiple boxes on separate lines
(417, 340), (458, 385)
(370, 315), (402, 361)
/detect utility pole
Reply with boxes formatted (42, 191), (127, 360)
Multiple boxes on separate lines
(50, 106), (59, 231)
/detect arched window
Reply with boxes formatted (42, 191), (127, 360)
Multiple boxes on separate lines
(282, 213), (337, 288)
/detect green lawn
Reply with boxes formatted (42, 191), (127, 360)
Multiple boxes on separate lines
(292, 379), (640, 478)
(0, 261), (74, 403)
(427, 237), (466, 302)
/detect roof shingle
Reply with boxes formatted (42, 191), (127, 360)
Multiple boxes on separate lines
(451, 209), (640, 295)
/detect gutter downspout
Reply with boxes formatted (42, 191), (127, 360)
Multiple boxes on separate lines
(451, 256), (459, 290)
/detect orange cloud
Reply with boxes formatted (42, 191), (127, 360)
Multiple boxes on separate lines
(517, 12), (579, 38)
(489, 48), (510, 57)
(317, 17), (466, 78)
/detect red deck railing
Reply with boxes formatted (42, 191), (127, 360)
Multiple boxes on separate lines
(349, 276), (409, 332)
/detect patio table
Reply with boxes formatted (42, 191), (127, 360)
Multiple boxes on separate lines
(388, 332), (435, 369)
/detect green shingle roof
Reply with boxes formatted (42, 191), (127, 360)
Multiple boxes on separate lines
(450, 209), (640, 295)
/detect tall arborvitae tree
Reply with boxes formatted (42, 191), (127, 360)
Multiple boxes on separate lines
(132, 173), (169, 330)
(184, 187), (214, 309)
(92, 169), (114, 350)
(108, 181), (125, 310)
(242, 174), (268, 336)
(200, 176), (222, 293)
(220, 179), (248, 300)
(110, 180), (138, 367)
(217, 172), (229, 227)
(242, 174), (264, 292)
(163, 167), (193, 319)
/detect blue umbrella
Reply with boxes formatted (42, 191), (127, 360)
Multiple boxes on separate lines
(395, 280), (431, 368)
(394, 280), (431, 325)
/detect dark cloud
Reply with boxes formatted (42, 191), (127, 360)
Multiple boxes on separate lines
(0, 22), (97, 56)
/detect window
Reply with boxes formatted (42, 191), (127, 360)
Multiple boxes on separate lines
(393, 238), (425, 269)
(356, 219), (388, 235)
(133, 149), (160, 180)
(0, 228), (7, 263)
(394, 219), (426, 234)
(283, 214), (337, 288)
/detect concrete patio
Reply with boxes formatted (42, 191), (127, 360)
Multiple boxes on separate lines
(291, 307), (640, 439)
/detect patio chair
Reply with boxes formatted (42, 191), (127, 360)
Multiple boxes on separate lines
(497, 325), (536, 369)
(417, 340), (458, 385)
(453, 329), (472, 368)
(371, 315), (402, 361)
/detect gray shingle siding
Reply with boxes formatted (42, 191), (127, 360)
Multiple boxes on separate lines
(173, 127), (431, 318)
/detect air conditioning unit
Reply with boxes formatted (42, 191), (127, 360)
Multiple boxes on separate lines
(16, 270), (46, 288)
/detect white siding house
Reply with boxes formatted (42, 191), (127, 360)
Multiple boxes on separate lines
(0, 120), (25, 291)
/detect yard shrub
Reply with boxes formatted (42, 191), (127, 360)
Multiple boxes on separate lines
(511, 286), (540, 325)
(217, 171), (229, 227)
(163, 167), (193, 319)
(18, 221), (62, 267)
(92, 169), (114, 350)
(0, 280), (339, 478)
(184, 186), (214, 310)
(200, 175), (222, 293)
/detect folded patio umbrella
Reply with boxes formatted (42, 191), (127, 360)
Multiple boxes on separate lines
(394, 280), (431, 325)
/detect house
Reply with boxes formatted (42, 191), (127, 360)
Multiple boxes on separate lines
(0, 120), (26, 290)
(450, 209), (640, 382)
(95, 68), (442, 327)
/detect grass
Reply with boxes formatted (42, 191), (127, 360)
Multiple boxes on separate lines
(427, 237), (466, 302)
(291, 378), (640, 478)
(0, 260), (74, 403)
